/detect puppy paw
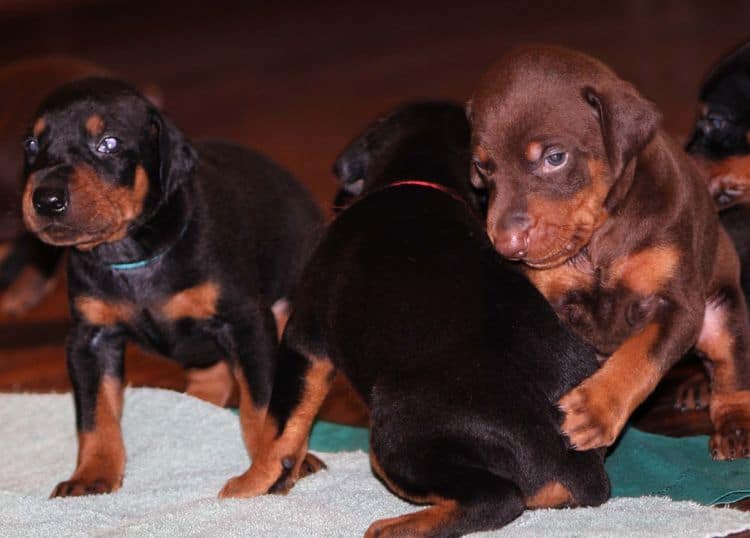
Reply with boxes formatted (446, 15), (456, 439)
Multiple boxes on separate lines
(710, 421), (750, 460)
(50, 477), (120, 498)
(558, 382), (624, 450)
(674, 375), (711, 412)
(298, 452), (327, 479)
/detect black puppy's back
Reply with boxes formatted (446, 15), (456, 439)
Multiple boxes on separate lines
(258, 102), (609, 536)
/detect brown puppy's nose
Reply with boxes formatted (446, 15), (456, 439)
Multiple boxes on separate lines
(33, 186), (69, 217)
(493, 211), (531, 259)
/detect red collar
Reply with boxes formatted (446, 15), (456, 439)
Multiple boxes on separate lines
(384, 180), (467, 205)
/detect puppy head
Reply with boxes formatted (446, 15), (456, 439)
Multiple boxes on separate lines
(332, 101), (473, 211)
(469, 45), (660, 268)
(22, 77), (196, 250)
(686, 40), (750, 208)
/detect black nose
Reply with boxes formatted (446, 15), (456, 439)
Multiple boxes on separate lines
(33, 187), (68, 216)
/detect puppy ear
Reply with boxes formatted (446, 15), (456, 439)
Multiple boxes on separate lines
(152, 112), (198, 199)
(584, 81), (660, 184)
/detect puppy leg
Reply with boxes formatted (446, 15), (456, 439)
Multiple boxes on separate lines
(185, 361), (235, 407)
(559, 310), (698, 449)
(219, 337), (333, 498)
(696, 287), (750, 459)
(366, 452), (524, 537)
(51, 324), (125, 497)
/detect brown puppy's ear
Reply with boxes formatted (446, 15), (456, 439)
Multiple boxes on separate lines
(152, 112), (198, 199)
(584, 82), (660, 209)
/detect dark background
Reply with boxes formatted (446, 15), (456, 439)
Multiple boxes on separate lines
(0, 0), (747, 397)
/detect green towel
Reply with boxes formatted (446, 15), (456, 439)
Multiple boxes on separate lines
(308, 421), (750, 505)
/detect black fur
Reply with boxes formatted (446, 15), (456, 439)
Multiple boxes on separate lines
(22, 77), (323, 496)
(267, 102), (610, 536)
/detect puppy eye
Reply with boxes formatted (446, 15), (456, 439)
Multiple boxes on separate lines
(24, 137), (39, 157)
(543, 151), (567, 169)
(96, 136), (121, 154)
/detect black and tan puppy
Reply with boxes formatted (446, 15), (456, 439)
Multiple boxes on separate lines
(21, 78), (324, 497)
(686, 40), (750, 209)
(470, 45), (750, 460)
(219, 102), (610, 536)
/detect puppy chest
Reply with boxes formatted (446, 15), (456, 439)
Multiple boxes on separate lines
(74, 282), (225, 361)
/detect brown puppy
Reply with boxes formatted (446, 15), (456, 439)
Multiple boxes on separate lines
(0, 56), (111, 315)
(470, 45), (750, 460)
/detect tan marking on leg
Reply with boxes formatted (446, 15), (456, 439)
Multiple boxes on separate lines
(33, 117), (46, 137)
(370, 451), (434, 504)
(160, 281), (219, 320)
(559, 323), (663, 449)
(219, 356), (334, 498)
(271, 298), (291, 340)
(234, 365), (267, 459)
(364, 500), (460, 538)
(525, 480), (576, 509)
(51, 376), (125, 497)
(75, 296), (133, 326)
(0, 265), (56, 316)
(608, 245), (680, 296)
(185, 361), (235, 407)
(85, 114), (105, 137)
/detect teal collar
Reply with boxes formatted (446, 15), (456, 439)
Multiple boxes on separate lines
(108, 221), (189, 271)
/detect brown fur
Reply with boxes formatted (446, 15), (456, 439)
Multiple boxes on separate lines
(160, 281), (219, 320)
(219, 356), (334, 499)
(364, 500), (460, 538)
(85, 114), (105, 137)
(525, 480), (576, 509)
(470, 45), (750, 457)
(75, 296), (134, 326)
(50, 376), (125, 497)
(23, 164), (149, 250)
(185, 361), (236, 407)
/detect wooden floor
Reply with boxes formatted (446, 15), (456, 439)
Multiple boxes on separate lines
(0, 0), (749, 524)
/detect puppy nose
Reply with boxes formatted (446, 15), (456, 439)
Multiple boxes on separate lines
(495, 230), (529, 259)
(33, 186), (68, 216)
(494, 211), (531, 259)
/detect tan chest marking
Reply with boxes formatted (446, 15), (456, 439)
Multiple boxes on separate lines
(525, 260), (595, 303)
(75, 296), (134, 326)
(607, 245), (680, 296)
(160, 281), (220, 320)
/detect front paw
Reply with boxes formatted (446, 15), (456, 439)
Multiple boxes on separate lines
(50, 476), (121, 498)
(558, 382), (624, 450)
(219, 468), (273, 499)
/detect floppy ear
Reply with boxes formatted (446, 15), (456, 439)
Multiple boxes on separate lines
(152, 112), (198, 199)
(584, 82), (660, 208)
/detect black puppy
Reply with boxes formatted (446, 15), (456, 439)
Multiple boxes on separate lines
(686, 40), (750, 208)
(21, 78), (324, 498)
(221, 102), (610, 536)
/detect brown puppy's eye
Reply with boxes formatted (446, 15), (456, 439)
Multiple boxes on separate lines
(542, 151), (567, 172)
(24, 137), (39, 158)
(96, 136), (121, 154)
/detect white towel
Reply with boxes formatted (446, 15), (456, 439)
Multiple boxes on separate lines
(0, 388), (748, 537)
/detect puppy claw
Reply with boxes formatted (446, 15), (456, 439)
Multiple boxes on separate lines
(50, 477), (119, 498)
